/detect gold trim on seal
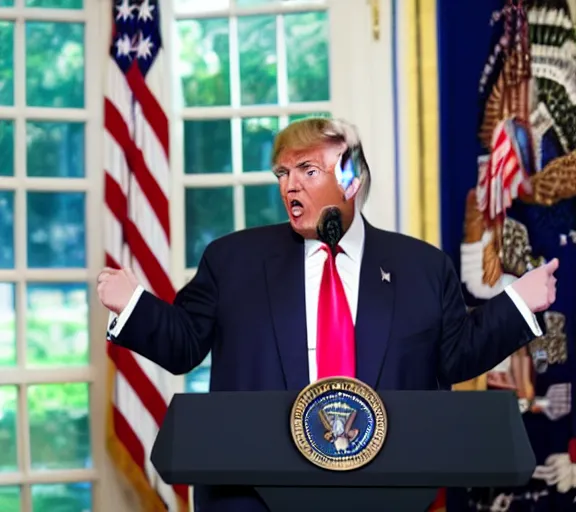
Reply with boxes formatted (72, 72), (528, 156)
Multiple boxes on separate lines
(290, 377), (388, 471)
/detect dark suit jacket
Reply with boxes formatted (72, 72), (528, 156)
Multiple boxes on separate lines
(110, 219), (540, 512)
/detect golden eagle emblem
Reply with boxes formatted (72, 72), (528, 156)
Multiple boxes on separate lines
(290, 377), (387, 471)
(318, 405), (360, 452)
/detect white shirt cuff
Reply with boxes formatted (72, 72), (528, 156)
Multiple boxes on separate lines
(504, 285), (543, 337)
(107, 285), (145, 338)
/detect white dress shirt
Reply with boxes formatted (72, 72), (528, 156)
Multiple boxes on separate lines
(303, 208), (364, 383)
(107, 209), (542, 383)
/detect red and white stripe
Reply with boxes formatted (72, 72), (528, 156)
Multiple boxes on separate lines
(103, 28), (188, 512)
(476, 119), (530, 221)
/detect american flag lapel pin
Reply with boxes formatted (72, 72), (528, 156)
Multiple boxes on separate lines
(380, 268), (391, 283)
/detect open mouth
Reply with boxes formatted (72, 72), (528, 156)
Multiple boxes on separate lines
(290, 199), (304, 218)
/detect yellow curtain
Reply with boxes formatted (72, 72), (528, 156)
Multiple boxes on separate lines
(404, 0), (440, 247)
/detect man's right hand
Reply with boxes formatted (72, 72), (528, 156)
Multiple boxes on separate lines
(97, 267), (140, 315)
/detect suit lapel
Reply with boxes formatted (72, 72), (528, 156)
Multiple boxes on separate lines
(264, 232), (309, 391)
(355, 222), (395, 389)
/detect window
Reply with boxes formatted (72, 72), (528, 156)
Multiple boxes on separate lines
(0, 1), (101, 511)
(171, 0), (332, 393)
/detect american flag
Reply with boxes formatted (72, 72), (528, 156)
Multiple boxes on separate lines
(104, 1), (188, 510)
(476, 118), (530, 222)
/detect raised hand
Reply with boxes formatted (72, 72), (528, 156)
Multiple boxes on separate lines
(97, 267), (140, 314)
(511, 258), (559, 313)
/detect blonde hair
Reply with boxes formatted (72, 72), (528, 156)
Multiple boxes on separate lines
(272, 117), (371, 206)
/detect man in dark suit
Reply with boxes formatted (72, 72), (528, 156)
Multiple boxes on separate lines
(98, 118), (558, 512)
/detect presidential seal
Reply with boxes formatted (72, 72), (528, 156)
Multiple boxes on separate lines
(290, 377), (387, 471)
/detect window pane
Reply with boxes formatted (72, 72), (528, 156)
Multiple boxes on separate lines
(236, 0), (325, 4)
(26, 22), (85, 108)
(0, 191), (14, 269)
(285, 12), (329, 102)
(0, 22), (14, 106)
(26, 0), (83, 7)
(29, 382), (91, 470)
(245, 184), (286, 228)
(27, 191), (86, 268)
(176, 0), (228, 10)
(0, 386), (17, 472)
(184, 120), (231, 174)
(236, 0), (271, 4)
(26, 283), (88, 368)
(0, 120), (14, 176)
(178, 19), (230, 107)
(185, 187), (233, 267)
(0, 283), (16, 367)
(242, 117), (277, 172)
(32, 482), (91, 512)
(185, 353), (211, 393)
(289, 112), (331, 123)
(238, 16), (277, 105)
(0, 486), (20, 512)
(27, 121), (85, 178)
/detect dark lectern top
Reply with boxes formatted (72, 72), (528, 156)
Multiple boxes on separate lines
(151, 390), (534, 489)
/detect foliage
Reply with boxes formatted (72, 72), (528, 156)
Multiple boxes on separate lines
(0, 22), (13, 105)
(0, 119), (13, 177)
(0, 314), (89, 364)
(238, 16), (278, 105)
(178, 18), (231, 107)
(25, 21), (84, 108)
(284, 12), (330, 102)
(0, 482), (91, 512)
(0, 191), (14, 268)
(0, 286), (90, 478)
(25, 0), (83, 8)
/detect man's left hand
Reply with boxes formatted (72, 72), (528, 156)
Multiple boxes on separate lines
(511, 258), (559, 313)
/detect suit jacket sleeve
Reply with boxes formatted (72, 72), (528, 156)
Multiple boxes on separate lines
(108, 248), (218, 375)
(438, 255), (542, 385)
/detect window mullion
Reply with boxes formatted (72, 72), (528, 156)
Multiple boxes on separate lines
(17, 383), (32, 511)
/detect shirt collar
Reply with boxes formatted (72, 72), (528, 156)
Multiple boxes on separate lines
(304, 207), (365, 262)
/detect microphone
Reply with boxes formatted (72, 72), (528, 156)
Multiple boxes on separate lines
(316, 206), (343, 256)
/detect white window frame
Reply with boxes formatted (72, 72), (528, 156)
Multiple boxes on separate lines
(167, 0), (331, 287)
(0, 1), (105, 511)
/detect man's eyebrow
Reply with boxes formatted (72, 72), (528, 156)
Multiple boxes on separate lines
(273, 160), (319, 174)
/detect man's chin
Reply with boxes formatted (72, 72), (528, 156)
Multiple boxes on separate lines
(289, 216), (317, 239)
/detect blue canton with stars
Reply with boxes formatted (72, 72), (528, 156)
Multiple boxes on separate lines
(111, 0), (162, 77)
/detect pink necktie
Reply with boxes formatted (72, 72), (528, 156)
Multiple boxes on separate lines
(316, 244), (356, 379)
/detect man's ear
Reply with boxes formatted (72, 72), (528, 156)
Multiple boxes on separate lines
(344, 177), (360, 200)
